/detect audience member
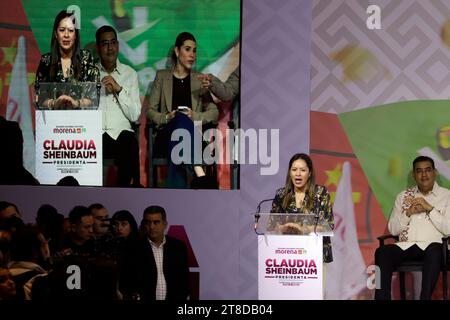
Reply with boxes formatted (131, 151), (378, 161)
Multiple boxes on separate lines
(140, 205), (189, 300)
(0, 201), (22, 219)
(35, 204), (64, 255)
(59, 206), (94, 256)
(0, 116), (39, 185)
(111, 210), (144, 299)
(0, 267), (17, 300)
(89, 203), (110, 239)
(56, 175), (80, 186)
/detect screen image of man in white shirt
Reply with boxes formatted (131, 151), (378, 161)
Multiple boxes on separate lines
(375, 155), (450, 300)
(95, 25), (141, 187)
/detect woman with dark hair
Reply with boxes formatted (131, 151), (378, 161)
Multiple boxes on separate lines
(35, 10), (98, 109)
(146, 32), (219, 189)
(270, 153), (334, 263)
(111, 210), (143, 300)
(112, 210), (139, 241)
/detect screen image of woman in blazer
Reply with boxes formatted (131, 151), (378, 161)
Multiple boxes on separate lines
(146, 32), (219, 189)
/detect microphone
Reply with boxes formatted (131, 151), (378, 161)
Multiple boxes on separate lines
(313, 211), (320, 235)
(34, 78), (41, 109)
(95, 66), (102, 103)
(254, 198), (275, 234)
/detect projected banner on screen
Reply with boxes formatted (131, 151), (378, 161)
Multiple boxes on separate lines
(35, 110), (102, 186)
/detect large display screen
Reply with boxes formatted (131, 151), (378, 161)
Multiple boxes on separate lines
(0, 0), (241, 189)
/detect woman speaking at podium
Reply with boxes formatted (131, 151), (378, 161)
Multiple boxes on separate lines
(35, 10), (99, 109)
(270, 153), (335, 264)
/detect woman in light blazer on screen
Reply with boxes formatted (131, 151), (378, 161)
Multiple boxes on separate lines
(146, 32), (218, 189)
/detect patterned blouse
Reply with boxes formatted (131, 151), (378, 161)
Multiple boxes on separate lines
(35, 49), (99, 83)
(270, 185), (335, 263)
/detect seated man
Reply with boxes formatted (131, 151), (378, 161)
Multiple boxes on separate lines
(88, 203), (110, 240)
(139, 205), (189, 300)
(59, 206), (94, 257)
(375, 155), (450, 300)
(95, 25), (141, 187)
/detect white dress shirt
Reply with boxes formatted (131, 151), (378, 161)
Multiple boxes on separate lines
(149, 236), (167, 300)
(96, 59), (141, 140)
(388, 182), (450, 250)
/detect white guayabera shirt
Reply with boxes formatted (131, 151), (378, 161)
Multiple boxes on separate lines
(389, 182), (450, 250)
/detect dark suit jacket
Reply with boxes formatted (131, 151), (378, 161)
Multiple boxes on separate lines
(141, 235), (190, 301)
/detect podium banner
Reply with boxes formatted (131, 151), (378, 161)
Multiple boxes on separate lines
(258, 234), (323, 300)
(35, 110), (102, 186)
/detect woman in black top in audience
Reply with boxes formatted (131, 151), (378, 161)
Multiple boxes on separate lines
(111, 210), (143, 300)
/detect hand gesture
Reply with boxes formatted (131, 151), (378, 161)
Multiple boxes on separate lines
(166, 110), (177, 122)
(405, 197), (433, 217)
(101, 75), (121, 94)
(185, 107), (193, 118)
(55, 95), (79, 108)
(198, 73), (212, 90)
(279, 222), (304, 235)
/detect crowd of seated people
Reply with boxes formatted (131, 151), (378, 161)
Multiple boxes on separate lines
(0, 201), (190, 301)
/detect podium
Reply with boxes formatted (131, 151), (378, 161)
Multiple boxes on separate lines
(34, 82), (103, 186)
(256, 213), (333, 300)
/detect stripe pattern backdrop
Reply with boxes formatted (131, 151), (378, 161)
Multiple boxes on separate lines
(239, 0), (312, 300)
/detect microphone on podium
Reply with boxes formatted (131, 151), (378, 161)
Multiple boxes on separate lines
(254, 198), (275, 235)
(313, 211), (320, 235)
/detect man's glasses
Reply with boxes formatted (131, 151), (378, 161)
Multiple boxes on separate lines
(415, 167), (434, 175)
(100, 39), (118, 47)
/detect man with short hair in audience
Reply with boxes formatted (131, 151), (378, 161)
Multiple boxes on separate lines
(0, 201), (22, 220)
(140, 205), (189, 300)
(60, 206), (95, 256)
(0, 267), (16, 300)
(89, 203), (110, 238)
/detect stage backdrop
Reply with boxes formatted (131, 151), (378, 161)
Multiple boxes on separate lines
(311, 0), (450, 299)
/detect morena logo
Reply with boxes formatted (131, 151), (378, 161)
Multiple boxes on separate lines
(53, 127), (86, 134)
(274, 248), (306, 255)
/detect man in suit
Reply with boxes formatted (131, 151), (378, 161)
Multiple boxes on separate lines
(140, 205), (189, 300)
